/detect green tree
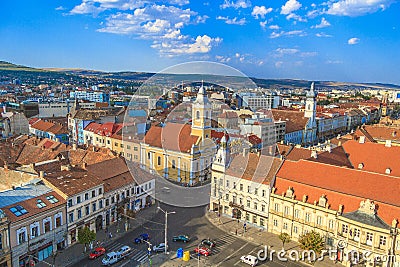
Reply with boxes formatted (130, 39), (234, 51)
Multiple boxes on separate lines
(78, 227), (96, 252)
(278, 233), (291, 249)
(298, 231), (324, 262)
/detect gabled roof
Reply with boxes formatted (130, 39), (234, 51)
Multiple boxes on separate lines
(144, 123), (199, 153)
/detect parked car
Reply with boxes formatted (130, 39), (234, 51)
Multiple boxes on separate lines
(194, 246), (211, 256)
(134, 233), (150, 244)
(172, 235), (190, 242)
(89, 247), (106, 259)
(153, 243), (168, 253)
(116, 245), (132, 258)
(240, 255), (258, 266)
(201, 238), (216, 248)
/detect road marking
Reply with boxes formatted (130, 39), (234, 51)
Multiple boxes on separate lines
(215, 242), (250, 267)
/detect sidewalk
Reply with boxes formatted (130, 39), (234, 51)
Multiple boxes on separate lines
(36, 205), (159, 267)
(205, 210), (338, 267)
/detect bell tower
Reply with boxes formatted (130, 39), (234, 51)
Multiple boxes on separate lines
(191, 83), (212, 139)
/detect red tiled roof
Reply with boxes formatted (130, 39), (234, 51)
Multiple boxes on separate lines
(272, 109), (309, 133)
(275, 159), (400, 224)
(144, 123), (199, 153)
(343, 140), (400, 176)
(31, 120), (54, 132)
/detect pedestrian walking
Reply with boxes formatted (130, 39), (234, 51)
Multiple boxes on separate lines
(96, 240), (99, 247)
(109, 232), (112, 239)
(235, 229), (238, 235)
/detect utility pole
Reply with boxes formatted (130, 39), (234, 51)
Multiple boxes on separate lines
(158, 206), (175, 254)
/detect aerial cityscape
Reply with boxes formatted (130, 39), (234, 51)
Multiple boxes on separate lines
(1, 0), (400, 267)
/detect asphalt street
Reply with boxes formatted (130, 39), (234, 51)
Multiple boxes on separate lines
(71, 203), (306, 267)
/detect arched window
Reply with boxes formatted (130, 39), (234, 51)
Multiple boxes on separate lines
(196, 110), (200, 119)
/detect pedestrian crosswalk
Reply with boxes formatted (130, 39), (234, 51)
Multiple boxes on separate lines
(104, 241), (148, 264)
(212, 233), (238, 254)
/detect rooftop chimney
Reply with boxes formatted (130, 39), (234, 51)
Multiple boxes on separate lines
(385, 140), (392, 147)
(359, 136), (365, 144)
(385, 168), (392, 175)
(82, 162), (87, 170)
(39, 171), (45, 178)
(72, 143), (77, 150)
(311, 150), (318, 159)
(358, 163), (364, 170)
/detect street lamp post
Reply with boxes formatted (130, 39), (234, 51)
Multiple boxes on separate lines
(157, 207), (176, 254)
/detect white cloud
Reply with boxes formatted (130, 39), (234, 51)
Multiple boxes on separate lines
(260, 20), (268, 28)
(348, 37), (360, 45)
(270, 30), (306, 38)
(300, 51), (318, 57)
(195, 15), (209, 23)
(275, 61), (283, 68)
(217, 16), (247, 25)
(326, 60), (343, 64)
(269, 25), (280, 30)
(55, 6), (66, 11)
(70, 2), (106, 15)
(168, 0), (189, 6)
(281, 0), (302, 15)
(143, 19), (170, 33)
(286, 13), (306, 22)
(312, 17), (330, 28)
(215, 55), (231, 63)
(251, 6), (272, 19)
(96, 4), (221, 56)
(326, 0), (394, 16)
(276, 48), (299, 55)
(220, 0), (251, 9)
(316, 32), (333, 37)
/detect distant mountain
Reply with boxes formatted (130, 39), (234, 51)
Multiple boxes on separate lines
(1, 60), (399, 90)
(0, 61), (43, 71)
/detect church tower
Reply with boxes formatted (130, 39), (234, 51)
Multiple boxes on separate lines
(191, 83), (212, 139)
(304, 82), (317, 119)
(212, 134), (230, 173)
(304, 82), (318, 145)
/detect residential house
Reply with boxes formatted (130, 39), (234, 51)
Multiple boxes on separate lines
(0, 210), (11, 267)
(0, 182), (66, 267)
(35, 161), (104, 246)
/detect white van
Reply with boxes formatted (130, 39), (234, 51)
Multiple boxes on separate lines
(240, 255), (258, 266)
(102, 252), (119, 266)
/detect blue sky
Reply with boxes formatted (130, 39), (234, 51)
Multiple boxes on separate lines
(1, 0), (399, 84)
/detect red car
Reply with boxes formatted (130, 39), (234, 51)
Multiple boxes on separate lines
(194, 246), (211, 256)
(89, 247), (106, 259)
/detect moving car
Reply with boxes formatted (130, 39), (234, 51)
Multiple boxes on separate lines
(134, 233), (150, 244)
(102, 252), (119, 266)
(172, 235), (190, 242)
(153, 243), (168, 253)
(240, 255), (258, 266)
(116, 245), (132, 258)
(201, 238), (216, 248)
(194, 246), (211, 256)
(89, 247), (106, 259)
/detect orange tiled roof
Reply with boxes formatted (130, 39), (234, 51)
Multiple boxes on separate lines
(343, 140), (400, 176)
(275, 159), (400, 225)
(144, 123), (199, 153)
